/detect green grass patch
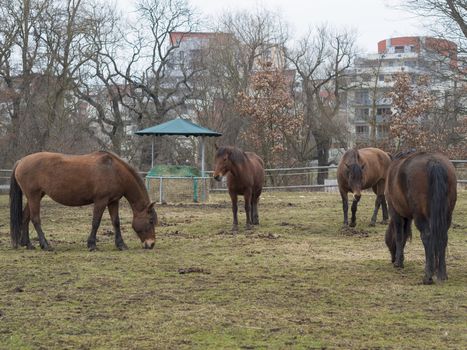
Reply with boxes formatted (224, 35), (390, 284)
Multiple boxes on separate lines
(0, 191), (466, 349)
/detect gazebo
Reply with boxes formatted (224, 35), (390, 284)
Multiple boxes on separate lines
(135, 118), (222, 177)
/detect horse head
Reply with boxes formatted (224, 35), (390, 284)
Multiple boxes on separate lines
(346, 162), (365, 199)
(132, 202), (157, 249)
(213, 146), (237, 181)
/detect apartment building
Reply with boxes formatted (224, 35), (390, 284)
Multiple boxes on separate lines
(349, 36), (458, 145)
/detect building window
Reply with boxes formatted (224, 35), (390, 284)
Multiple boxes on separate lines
(356, 125), (369, 135)
(378, 74), (384, 81)
(394, 46), (404, 53)
(356, 108), (369, 120)
(377, 108), (391, 116)
(355, 90), (369, 104)
(377, 125), (389, 137)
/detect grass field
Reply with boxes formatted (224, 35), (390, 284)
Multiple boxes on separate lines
(0, 190), (466, 349)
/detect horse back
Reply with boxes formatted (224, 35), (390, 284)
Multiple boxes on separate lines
(358, 148), (391, 187)
(227, 152), (264, 194)
(386, 152), (456, 219)
(337, 147), (391, 191)
(14, 151), (126, 206)
(245, 152), (265, 184)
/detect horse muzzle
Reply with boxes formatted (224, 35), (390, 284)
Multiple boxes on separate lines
(143, 239), (155, 249)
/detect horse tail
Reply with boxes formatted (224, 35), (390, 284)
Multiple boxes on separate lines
(9, 163), (23, 249)
(427, 160), (449, 263)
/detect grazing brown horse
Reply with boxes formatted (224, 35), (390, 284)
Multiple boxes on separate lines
(10, 151), (157, 251)
(385, 151), (457, 284)
(337, 147), (391, 227)
(213, 146), (264, 231)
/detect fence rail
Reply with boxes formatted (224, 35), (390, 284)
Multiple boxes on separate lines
(1, 161), (466, 199)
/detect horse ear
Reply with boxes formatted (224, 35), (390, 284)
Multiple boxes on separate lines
(345, 163), (350, 169)
(147, 202), (156, 212)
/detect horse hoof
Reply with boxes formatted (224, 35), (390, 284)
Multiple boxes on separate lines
(42, 245), (54, 252)
(231, 226), (239, 233)
(88, 246), (97, 252)
(369, 222), (376, 227)
(437, 273), (448, 282)
(27, 244), (36, 250)
(393, 261), (404, 269)
(245, 225), (253, 231)
(349, 222), (356, 228)
(423, 277), (434, 285)
(117, 244), (128, 251)
(381, 220), (389, 225)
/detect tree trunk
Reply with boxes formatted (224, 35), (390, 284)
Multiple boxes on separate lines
(316, 138), (330, 185)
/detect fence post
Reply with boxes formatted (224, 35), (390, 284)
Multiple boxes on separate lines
(193, 177), (198, 203)
(159, 177), (163, 203)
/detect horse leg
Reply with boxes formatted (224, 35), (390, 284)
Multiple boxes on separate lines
(392, 214), (406, 268)
(350, 195), (360, 227)
(385, 220), (396, 263)
(108, 201), (128, 251)
(416, 217), (435, 284)
(381, 195), (389, 224)
(252, 191), (260, 225)
(340, 190), (349, 226)
(437, 244), (448, 282)
(229, 192), (239, 232)
(377, 180), (389, 224)
(28, 194), (52, 251)
(87, 202), (107, 251)
(370, 195), (381, 227)
(244, 190), (253, 231)
(20, 202), (34, 250)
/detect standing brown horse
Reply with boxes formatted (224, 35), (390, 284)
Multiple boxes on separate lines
(213, 146), (264, 231)
(10, 151), (157, 251)
(385, 151), (457, 284)
(337, 147), (391, 227)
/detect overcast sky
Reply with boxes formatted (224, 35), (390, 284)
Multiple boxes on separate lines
(118, 0), (426, 54)
(192, 0), (425, 53)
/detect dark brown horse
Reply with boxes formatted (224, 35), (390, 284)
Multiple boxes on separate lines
(10, 151), (157, 251)
(385, 151), (457, 284)
(213, 146), (264, 231)
(337, 147), (392, 227)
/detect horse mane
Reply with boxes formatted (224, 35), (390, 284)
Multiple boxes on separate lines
(343, 148), (360, 164)
(393, 148), (418, 160)
(99, 151), (147, 193)
(217, 146), (247, 163)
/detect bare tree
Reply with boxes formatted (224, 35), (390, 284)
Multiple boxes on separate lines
(398, 0), (466, 157)
(0, 0), (108, 166)
(287, 25), (356, 183)
(184, 7), (290, 169)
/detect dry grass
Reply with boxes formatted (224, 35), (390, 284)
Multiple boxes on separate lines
(0, 190), (466, 349)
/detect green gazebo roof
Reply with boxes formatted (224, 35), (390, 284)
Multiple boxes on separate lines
(135, 118), (222, 137)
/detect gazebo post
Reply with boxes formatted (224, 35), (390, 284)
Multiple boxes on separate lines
(151, 136), (155, 169)
(200, 136), (206, 177)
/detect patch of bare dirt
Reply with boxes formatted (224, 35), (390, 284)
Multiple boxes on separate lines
(178, 267), (210, 275)
(339, 226), (369, 237)
(164, 230), (196, 239)
(248, 233), (280, 239)
(101, 229), (113, 236)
